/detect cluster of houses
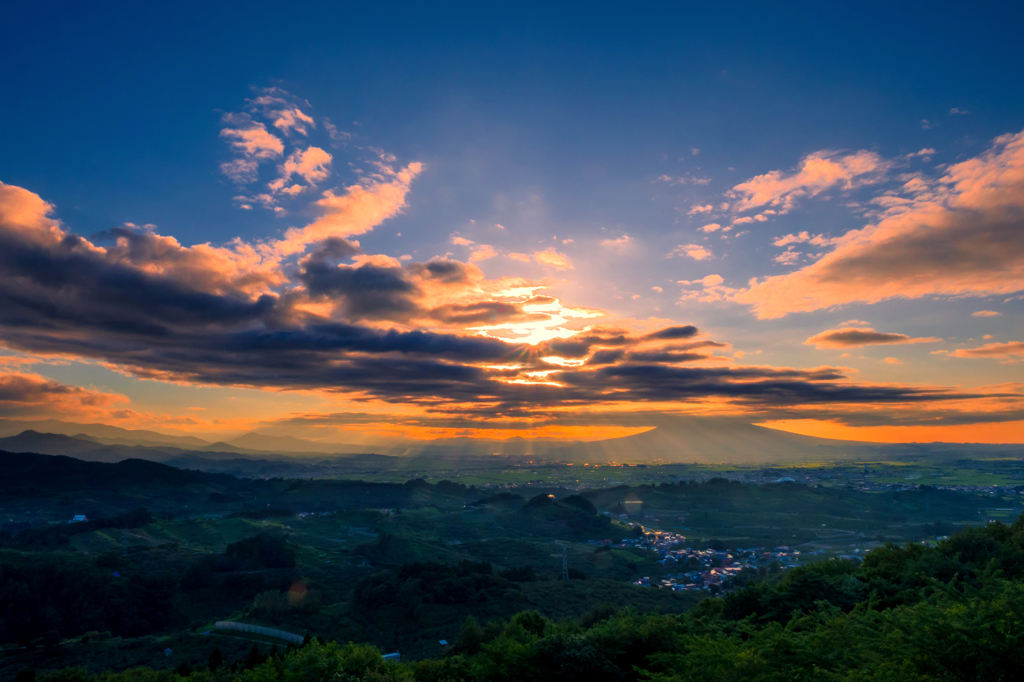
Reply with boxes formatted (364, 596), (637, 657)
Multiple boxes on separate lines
(598, 526), (811, 592)
(655, 545), (806, 591)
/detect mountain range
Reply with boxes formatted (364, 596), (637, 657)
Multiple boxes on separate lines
(1, 417), (1019, 476)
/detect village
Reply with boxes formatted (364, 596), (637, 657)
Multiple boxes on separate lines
(585, 519), (864, 593)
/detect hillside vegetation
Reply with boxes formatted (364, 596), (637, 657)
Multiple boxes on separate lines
(14, 514), (1024, 680)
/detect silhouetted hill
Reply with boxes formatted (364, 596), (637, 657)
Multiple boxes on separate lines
(0, 418), (214, 447)
(0, 450), (235, 497)
(0, 430), (119, 459)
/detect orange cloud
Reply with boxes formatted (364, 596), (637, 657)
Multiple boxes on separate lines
(220, 121), (284, 159)
(470, 244), (498, 261)
(949, 341), (1024, 359)
(268, 107), (315, 136)
(671, 244), (713, 260)
(268, 146), (332, 193)
(601, 234), (632, 250)
(270, 162), (423, 259)
(729, 149), (890, 213)
(534, 248), (573, 269)
(0, 369), (128, 419)
(734, 130), (1024, 318)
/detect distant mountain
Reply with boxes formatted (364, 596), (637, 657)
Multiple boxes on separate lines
(3, 416), (1020, 475)
(0, 430), (133, 462)
(228, 431), (362, 454)
(376, 416), (875, 463)
(0, 430), (387, 478)
(0, 430), (277, 467)
(0, 418), (214, 448)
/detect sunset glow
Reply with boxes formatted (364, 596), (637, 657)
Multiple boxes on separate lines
(0, 7), (1021, 450)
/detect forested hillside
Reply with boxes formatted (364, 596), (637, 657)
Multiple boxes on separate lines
(16, 515), (1024, 681)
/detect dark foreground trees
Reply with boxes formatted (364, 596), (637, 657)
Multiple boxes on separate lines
(28, 513), (1024, 681)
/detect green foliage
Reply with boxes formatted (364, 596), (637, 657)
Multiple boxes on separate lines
(0, 508), (154, 548)
(352, 561), (522, 618)
(37, 513), (1024, 681)
(0, 560), (177, 644)
(252, 584), (323, 614)
(225, 534), (296, 570)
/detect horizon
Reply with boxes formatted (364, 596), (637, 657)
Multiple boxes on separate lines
(1, 3), (1023, 448)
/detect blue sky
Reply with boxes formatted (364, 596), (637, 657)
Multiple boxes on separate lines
(0, 2), (1022, 443)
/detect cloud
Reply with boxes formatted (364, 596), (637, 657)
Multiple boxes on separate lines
(773, 249), (801, 265)
(644, 325), (698, 340)
(220, 159), (261, 184)
(470, 244), (498, 261)
(949, 108), (969, 116)
(728, 150), (890, 213)
(688, 204), (713, 215)
(884, 357), (903, 364)
(651, 286), (663, 293)
(269, 147), (332, 194)
(805, 327), (942, 349)
(601, 234), (632, 250)
(677, 274), (738, 303)
(0, 369), (127, 418)
(220, 118), (285, 159)
(268, 107), (316, 136)
(248, 88), (316, 136)
(972, 310), (1002, 317)
(508, 253), (531, 263)
(0, 180), (1008, 428)
(658, 174), (711, 186)
(734, 130), (1024, 318)
(323, 119), (351, 146)
(699, 223), (722, 233)
(534, 248), (573, 269)
(772, 231), (835, 247)
(949, 341), (1024, 359)
(219, 115), (285, 183)
(670, 244), (713, 260)
(270, 162), (423, 258)
(556, 363), (974, 408)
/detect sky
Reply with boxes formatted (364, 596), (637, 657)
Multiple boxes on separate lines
(0, 1), (1022, 445)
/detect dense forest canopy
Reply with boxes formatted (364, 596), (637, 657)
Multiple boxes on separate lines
(12, 514), (1024, 681)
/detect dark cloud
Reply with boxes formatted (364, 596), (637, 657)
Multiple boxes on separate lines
(556, 364), (974, 407)
(0, 182), (1002, 426)
(300, 260), (420, 320)
(645, 325), (698, 340)
(430, 302), (547, 326)
(626, 351), (708, 363)
(587, 349), (625, 365)
(407, 259), (477, 285)
(304, 237), (362, 261)
(805, 328), (940, 349)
